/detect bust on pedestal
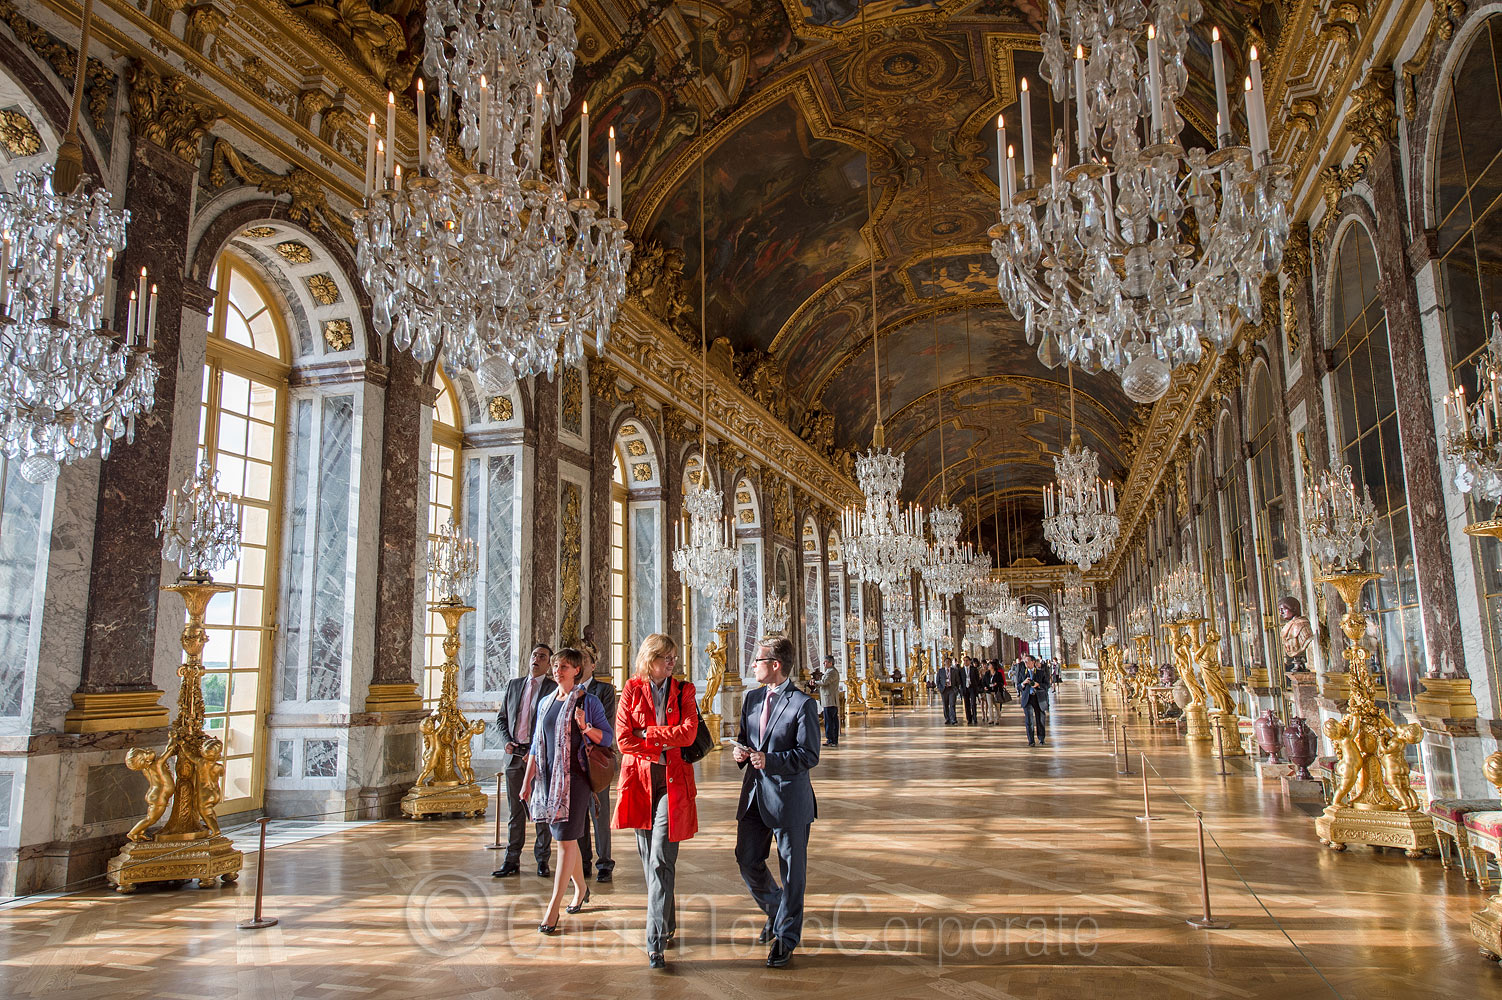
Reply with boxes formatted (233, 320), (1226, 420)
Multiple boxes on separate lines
(1279, 596), (1315, 675)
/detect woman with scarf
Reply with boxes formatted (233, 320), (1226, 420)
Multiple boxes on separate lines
(522, 646), (615, 934)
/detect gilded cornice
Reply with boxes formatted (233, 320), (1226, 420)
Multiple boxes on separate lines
(208, 139), (355, 245)
(0, 0), (113, 130)
(126, 59), (221, 162)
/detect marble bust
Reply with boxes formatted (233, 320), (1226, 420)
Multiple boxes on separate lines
(1279, 596), (1314, 673)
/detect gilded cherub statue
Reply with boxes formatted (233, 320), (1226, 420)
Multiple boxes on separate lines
(125, 747), (176, 842)
(1379, 724), (1423, 811)
(198, 737), (226, 836)
(1325, 718), (1366, 806)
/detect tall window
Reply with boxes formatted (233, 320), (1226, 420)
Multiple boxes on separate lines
(1027, 602), (1054, 661)
(1328, 223), (1422, 706)
(198, 252), (289, 815)
(1436, 15), (1502, 698)
(422, 371), (462, 706)
(1247, 371), (1293, 675)
(1218, 413), (1251, 671)
(610, 449), (630, 686)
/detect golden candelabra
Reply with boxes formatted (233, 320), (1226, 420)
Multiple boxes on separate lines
(1166, 619), (1213, 742)
(1129, 634), (1154, 717)
(400, 602), (488, 819)
(1313, 570), (1435, 855)
(697, 628), (731, 749)
(845, 639), (866, 713)
(864, 641), (885, 710)
(1471, 751), (1502, 960)
(107, 581), (244, 892)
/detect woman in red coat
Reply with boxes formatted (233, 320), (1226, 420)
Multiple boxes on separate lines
(614, 632), (700, 969)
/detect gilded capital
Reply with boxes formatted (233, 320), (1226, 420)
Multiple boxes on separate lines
(127, 61), (222, 163)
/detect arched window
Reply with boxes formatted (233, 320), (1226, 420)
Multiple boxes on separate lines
(827, 531), (845, 671)
(1328, 222), (1421, 706)
(610, 446), (630, 686)
(802, 517), (823, 667)
(1216, 411), (1250, 670)
(422, 369), (463, 706)
(1436, 15), (1502, 683)
(1027, 602), (1054, 661)
(198, 251), (290, 815)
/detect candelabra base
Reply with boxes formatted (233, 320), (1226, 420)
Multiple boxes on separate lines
(106, 833), (243, 893)
(1315, 804), (1437, 856)
(702, 713), (723, 750)
(400, 781), (489, 820)
(1184, 703), (1213, 742)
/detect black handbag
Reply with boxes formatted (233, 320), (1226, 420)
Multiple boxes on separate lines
(677, 680), (715, 764)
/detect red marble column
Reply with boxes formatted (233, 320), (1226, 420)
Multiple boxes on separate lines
(531, 373), (560, 644)
(586, 364), (614, 675)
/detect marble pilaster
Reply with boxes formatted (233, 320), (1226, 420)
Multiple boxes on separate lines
(586, 362), (615, 676)
(530, 373), (560, 644)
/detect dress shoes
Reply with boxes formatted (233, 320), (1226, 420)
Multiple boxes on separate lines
(537, 862), (551, 877)
(648, 952), (666, 969)
(596, 870), (613, 883)
(491, 863), (520, 878)
(766, 940), (793, 968)
(757, 919), (775, 944)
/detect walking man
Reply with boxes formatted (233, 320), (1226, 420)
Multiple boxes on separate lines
(1016, 655), (1051, 746)
(937, 656), (962, 725)
(493, 643), (556, 877)
(817, 655), (840, 747)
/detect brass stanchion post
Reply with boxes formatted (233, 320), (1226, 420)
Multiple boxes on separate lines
(238, 818), (278, 930)
(1135, 754), (1154, 822)
(1119, 726), (1132, 775)
(1110, 715), (1118, 757)
(1213, 722), (1231, 777)
(487, 772), (504, 849)
(1187, 811), (1230, 929)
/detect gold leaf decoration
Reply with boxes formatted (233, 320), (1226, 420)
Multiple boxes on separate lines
(240, 226), (277, 239)
(276, 240), (314, 264)
(626, 439), (647, 457)
(0, 109), (42, 156)
(632, 463), (653, 482)
(739, 509), (755, 523)
(488, 396), (513, 421)
(306, 273), (341, 305)
(322, 319), (353, 352)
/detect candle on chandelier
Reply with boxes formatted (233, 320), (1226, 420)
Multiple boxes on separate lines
(611, 151), (622, 219)
(1006, 144), (1016, 204)
(607, 126), (617, 215)
(1102, 163), (1117, 237)
(393, 162), (403, 191)
(385, 91), (396, 181)
(1051, 152), (1060, 191)
(364, 112), (377, 198)
(579, 101), (590, 196)
(1146, 25), (1163, 141)
(478, 75), (490, 171)
(416, 78), (427, 172)
(146, 283), (158, 350)
(48, 233), (64, 315)
(124, 289), (137, 347)
(996, 114), (1007, 209)
(376, 140), (386, 190)
(1020, 77), (1034, 183)
(135, 267), (148, 343)
(531, 82), (546, 171)
(0, 234), (10, 313)
(1074, 46), (1090, 164)
(1248, 45), (1269, 160)
(1211, 27), (1230, 146)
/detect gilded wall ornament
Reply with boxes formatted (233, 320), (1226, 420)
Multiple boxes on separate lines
(560, 365), (584, 436)
(322, 319), (353, 352)
(627, 439), (647, 457)
(306, 273), (341, 305)
(209, 140), (355, 245)
(588, 358), (620, 400)
(1402, 0), (1467, 116)
(487, 396), (513, 422)
(626, 239), (694, 343)
(126, 61), (222, 163)
(559, 481), (583, 646)
(661, 403), (692, 442)
(0, 109), (42, 157)
(632, 463), (653, 482)
(287, 0), (419, 94)
(276, 241), (315, 264)
(240, 226), (277, 240)
(0, 0), (112, 130)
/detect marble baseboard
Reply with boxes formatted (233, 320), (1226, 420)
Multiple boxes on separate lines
(1, 828), (127, 898)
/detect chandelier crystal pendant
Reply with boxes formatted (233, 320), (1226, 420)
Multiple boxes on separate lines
(990, 0), (1292, 401)
(356, 0), (630, 382)
(157, 461), (243, 582)
(0, 0), (158, 484)
(1154, 562), (1206, 622)
(1443, 312), (1502, 504)
(428, 516), (480, 604)
(1300, 465), (1376, 572)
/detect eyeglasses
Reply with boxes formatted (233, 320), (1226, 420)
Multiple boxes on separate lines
(754, 657), (778, 665)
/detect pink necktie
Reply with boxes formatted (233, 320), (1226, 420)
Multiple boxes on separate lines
(760, 688), (773, 745)
(520, 678), (538, 741)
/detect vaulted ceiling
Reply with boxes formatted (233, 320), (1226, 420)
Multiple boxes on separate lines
(306, 0), (1278, 562)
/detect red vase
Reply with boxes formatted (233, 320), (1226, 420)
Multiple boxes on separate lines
(1282, 716), (1318, 781)
(1254, 709), (1283, 764)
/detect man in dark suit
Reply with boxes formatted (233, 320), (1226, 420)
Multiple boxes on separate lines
(937, 657), (962, 725)
(1015, 655), (1051, 746)
(492, 643), (557, 877)
(578, 636), (618, 883)
(963, 656), (982, 725)
(733, 636), (820, 969)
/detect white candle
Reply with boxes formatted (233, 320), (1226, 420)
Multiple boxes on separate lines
(1006, 144), (1016, 203)
(531, 82), (545, 171)
(1146, 25), (1163, 142)
(1249, 45), (1268, 159)
(49, 234), (63, 315)
(1244, 77), (1264, 161)
(1211, 27), (1230, 146)
(1074, 46), (1090, 163)
(607, 125), (617, 213)
(124, 290), (137, 346)
(135, 267), (148, 343)
(385, 91), (396, 180)
(146, 283), (158, 349)
(364, 112), (377, 198)
(1020, 77), (1034, 183)
(611, 151), (622, 218)
(1051, 151), (1060, 191)
(416, 78), (427, 172)
(376, 140), (386, 190)
(579, 101), (589, 196)
(393, 163), (402, 191)
(478, 75), (489, 170)
(0, 235), (9, 311)
(996, 114), (1006, 210)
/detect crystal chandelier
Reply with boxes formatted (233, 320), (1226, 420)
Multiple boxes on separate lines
(356, 0), (630, 381)
(992, 591), (1037, 641)
(1443, 312), (1502, 504)
(922, 599), (947, 644)
(1300, 464), (1376, 572)
(428, 516), (480, 604)
(1101, 623), (1119, 650)
(1058, 570), (1090, 645)
(0, 0), (158, 484)
(846, 611), (862, 642)
(673, 479), (737, 596)
(990, 0), (1291, 402)
(711, 585), (737, 626)
(157, 461), (242, 582)
(882, 582), (915, 632)
(923, 504), (975, 598)
(964, 616), (993, 651)
(1154, 562), (1205, 622)
(843, 447), (926, 593)
(1128, 603), (1153, 639)
(763, 594), (790, 637)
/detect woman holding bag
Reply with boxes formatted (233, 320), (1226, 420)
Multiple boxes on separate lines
(615, 632), (701, 969)
(523, 647), (614, 935)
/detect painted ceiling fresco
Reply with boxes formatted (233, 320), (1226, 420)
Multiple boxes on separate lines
(290, 0), (1278, 563)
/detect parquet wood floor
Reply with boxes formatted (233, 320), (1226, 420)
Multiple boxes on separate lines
(3, 685), (1498, 998)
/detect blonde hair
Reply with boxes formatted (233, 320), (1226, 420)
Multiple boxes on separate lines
(634, 632), (678, 677)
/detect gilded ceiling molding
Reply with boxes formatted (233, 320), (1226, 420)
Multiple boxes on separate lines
(661, 403), (693, 442)
(775, 0), (970, 43)
(208, 138), (355, 246)
(767, 258), (869, 356)
(1401, 0), (1466, 117)
(885, 371), (1131, 449)
(126, 59), (222, 161)
(982, 33), (1042, 110)
(0, 0), (113, 131)
(588, 358), (622, 401)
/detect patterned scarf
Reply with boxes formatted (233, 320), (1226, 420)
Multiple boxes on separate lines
(530, 686), (582, 824)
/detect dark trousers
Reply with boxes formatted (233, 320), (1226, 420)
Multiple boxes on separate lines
(579, 786), (614, 876)
(503, 760), (551, 866)
(941, 687), (959, 724)
(735, 808), (811, 950)
(636, 764), (677, 952)
(962, 690), (978, 724)
(1024, 699), (1048, 743)
(822, 706), (839, 745)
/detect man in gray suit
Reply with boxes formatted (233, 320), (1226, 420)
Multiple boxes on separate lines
(492, 643), (556, 877)
(733, 636), (821, 968)
(1015, 655), (1051, 746)
(937, 656), (963, 725)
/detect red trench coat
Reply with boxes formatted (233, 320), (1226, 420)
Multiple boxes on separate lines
(613, 675), (700, 842)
